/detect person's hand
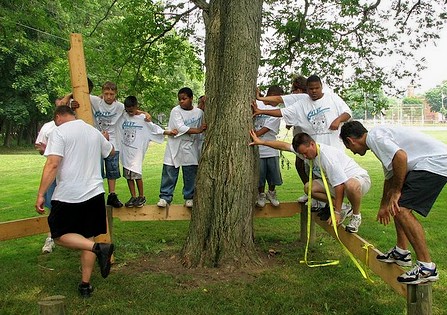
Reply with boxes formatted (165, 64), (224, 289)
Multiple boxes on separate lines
(251, 100), (261, 117)
(201, 123), (207, 132)
(35, 195), (45, 214)
(329, 118), (341, 130)
(377, 206), (391, 225)
(256, 88), (262, 100)
(102, 131), (110, 141)
(249, 129), (263, 146)
(169, 129), (179, 136)
(34, 142), (46, 155)
(326, 211), (342, 226)
(70, 100), (80, 109)
(387, 190), (401, 217)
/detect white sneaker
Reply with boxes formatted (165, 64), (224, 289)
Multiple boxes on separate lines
(266, 190), (280, 207)
(346, 214), (361, 233)
(42, 237), (55, 254)
(185, 199), (193, 208)
(256, 193), (266, 207)
(157, 198), (168, 208)
(297, 194), (308, 203)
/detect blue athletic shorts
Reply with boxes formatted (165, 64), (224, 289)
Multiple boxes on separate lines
(259, 156), (283, 187)
(104, 151), (121, 179)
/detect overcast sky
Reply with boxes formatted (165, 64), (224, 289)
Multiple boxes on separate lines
(414, 26), (447, 94)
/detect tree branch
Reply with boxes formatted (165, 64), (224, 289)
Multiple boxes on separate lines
(190, 0), (209, 12)
(89, 0), (118, 37)
(403, 0), (422, 26)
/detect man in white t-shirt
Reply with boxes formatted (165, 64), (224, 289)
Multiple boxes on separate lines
(90, 81), (125, 208)
(35, 105), (115, 298)
(157, 87), (206, 209)
(340, 121), (447, 285)
(253, 75), (352, 207)
(250, 130), (370, 233)
(254, 85), (284, 208)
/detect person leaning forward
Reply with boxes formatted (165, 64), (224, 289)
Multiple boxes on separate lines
(340, 120), (447, 285)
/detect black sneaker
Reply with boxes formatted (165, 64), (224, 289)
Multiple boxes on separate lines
(376, 246), (412, 267)
(317, 205), (331, 221)
(78, 283), (94, 298)
(93, 243), (114, 278)
(107, 193), (123, 208)
(125, 197), (137, 207)
(134, 196), (146, 208)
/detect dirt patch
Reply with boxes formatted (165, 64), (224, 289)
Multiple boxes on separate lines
(113, 247), (287, 288)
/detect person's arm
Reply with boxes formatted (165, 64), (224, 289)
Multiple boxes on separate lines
(251, 100), (282, 117)
(35, 155), (61, 214)
(187, 123), (207, 134)
(254, 127), (270, 137)
(377, 178), (393, 225)
(386, 150), (407, 215)
(249, 129), (292, 151)
(256, 88), (284, 104)
(35, 142), (46, 155)
(136, 110), (152, 122)
(164, 129), (179, 136)
(329, 112), (351, 130)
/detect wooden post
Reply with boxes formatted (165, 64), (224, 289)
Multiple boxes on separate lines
(407, 283), (432, 315)
(68, 33), (111, 245)
(68, 33), (93, 125)
(38, 295), (66, 315)
(299, 202), (315, 244)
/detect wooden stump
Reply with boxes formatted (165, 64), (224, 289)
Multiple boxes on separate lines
(407, 283), (432, 315)
(38, 295), (66, 315)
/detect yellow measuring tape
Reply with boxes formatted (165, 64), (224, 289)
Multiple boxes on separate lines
(299, 144), (373, 281)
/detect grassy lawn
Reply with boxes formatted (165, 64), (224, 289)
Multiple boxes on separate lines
(0, 128), (446, 314)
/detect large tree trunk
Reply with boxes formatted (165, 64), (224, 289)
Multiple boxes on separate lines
(182, 0), (263, 268)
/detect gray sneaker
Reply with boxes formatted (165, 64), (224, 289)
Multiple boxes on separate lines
(345, 214), (361, 233)
(125, 197), (137, 207)
(266, 190), (280, 207)
(134, 196), (146, 208)
(256, 193), (266, 207)
(397, 262), (438, 284)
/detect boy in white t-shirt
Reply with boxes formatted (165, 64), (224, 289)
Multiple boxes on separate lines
(254, 85), (284, 208)
(90, 81), (125, 208)
(157, 87), (206, 209)
(120, 96), (177, 208)
(250, 131), (371, 233)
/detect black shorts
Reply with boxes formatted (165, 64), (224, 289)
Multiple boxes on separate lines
(48, 193), (107, 239)
(399, 171), (447, 217)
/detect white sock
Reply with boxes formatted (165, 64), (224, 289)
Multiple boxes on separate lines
(395, 246), (410, 254)
(418, 261), (435, 269)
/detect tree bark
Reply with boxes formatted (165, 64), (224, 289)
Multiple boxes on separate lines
(182, 0), (263, 268)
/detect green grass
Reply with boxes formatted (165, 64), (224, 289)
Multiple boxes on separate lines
(1, 129), (447, 314)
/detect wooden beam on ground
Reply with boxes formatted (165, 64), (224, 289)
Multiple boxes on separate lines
(309, 206), (407, 297)
(68, 33), (93, 125)
(0, 216), (49, 241)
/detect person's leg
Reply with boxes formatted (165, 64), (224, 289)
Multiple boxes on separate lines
(182, 165), (198, 201)
(344, 178), (362, 215)
(305, 181), (329, 202)
(136, 179), (144, 197)
(105, 152), (122, 207)
(159, 164), (179, 204)
(127, 179), (136, 197)
(80, 237), (97, 283)
(55, 233), (95, 251)
(393, 208), (431, 262)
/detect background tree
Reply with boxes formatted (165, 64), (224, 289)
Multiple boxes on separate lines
(425, 81), (447, 114)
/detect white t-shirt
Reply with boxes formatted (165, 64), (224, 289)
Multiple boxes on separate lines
(290, 143), (368, 188)
(280, 93), (351, 151)
(254, 101), (281, 158)
(119, 113), (165, 175)
(366, 125), (447, 179)
(35, 121), (57, 145)
(90, 95), (124, 150)
(45, 120), (113, 203)
(163, 105), (204, 167)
